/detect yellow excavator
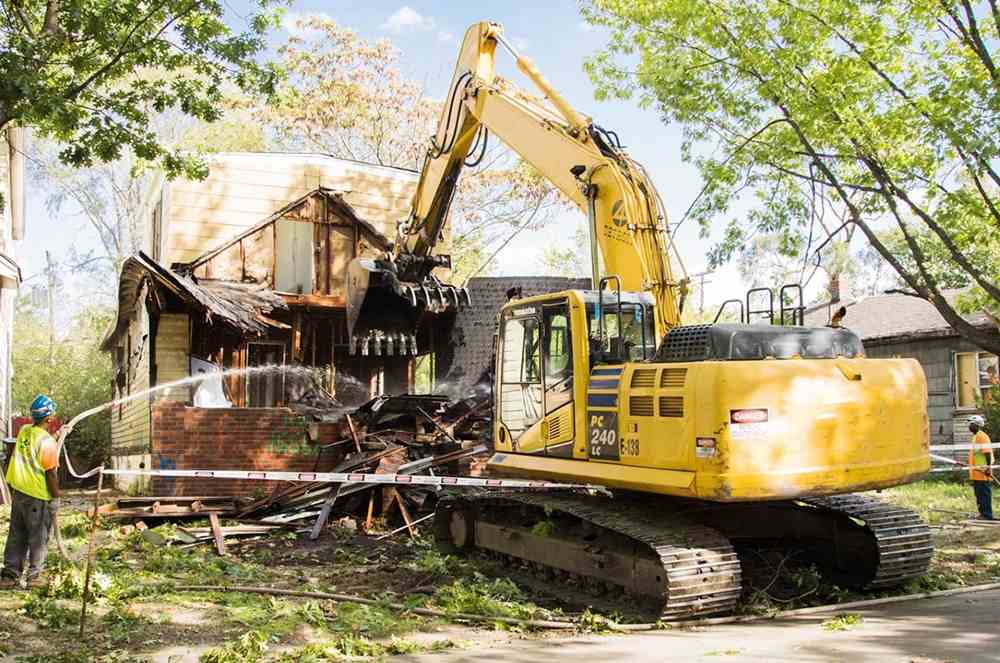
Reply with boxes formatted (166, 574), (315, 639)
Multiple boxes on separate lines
(347, 21), (932, 619)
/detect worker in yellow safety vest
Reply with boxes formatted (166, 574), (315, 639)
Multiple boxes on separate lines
(968, 415), (995, 521)
(1, 395), (60, 588)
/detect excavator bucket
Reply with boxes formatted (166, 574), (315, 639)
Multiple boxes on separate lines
(346, 256), (471, 356)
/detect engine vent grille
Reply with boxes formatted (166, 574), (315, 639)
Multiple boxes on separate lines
(660, 368), (687, 388)
(547, 417), (562, 441)
(630, 369), (657, 388)
(630, 396), (655, 417)
(659, 396), (684, 418)
(657, 325), (711, 362)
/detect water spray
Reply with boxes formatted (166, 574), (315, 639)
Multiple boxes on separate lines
(56, 364), (321, 479)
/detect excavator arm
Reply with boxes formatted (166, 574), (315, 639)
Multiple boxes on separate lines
(347, 21), (688, 354)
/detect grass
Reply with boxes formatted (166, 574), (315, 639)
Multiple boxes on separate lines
(878, 476), (978, 524)
(821, 613), (863, 631)
(1, 477), (997, 660)
(0, 491), (555, 660)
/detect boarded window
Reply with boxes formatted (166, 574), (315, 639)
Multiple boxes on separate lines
(275, 219), (314, 293)
(327, 226), (354, 296)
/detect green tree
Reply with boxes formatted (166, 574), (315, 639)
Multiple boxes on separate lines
(540, 219), (591, 279)
(12, 300), (113, 472)
(584, 0), (1000, 354)
(0, 0), (280, 195)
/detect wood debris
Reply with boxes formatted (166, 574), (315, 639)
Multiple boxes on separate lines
(100, 392), (492, 549)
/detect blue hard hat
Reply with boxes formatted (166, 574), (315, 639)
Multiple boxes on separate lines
(30, 394), (56, 423)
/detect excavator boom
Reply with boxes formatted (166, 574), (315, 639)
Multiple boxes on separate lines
(346, 21), (688, 353)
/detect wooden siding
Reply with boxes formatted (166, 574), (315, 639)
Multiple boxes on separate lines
(111, 302), (152, 458)
(163, 154), (417, 265)
(191, 191), (389, 302)
(156, 313), (190, 401)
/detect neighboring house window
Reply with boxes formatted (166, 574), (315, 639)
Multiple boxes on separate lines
(956, 351), (999, 408)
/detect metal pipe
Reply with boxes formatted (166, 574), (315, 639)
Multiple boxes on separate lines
(586, 184), (601, 289)
(494, 32), (590, 134)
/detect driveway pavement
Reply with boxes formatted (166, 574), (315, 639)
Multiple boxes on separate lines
(402, 588), (1000, 662)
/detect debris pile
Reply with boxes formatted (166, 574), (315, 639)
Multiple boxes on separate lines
(101, 392), (492, 551)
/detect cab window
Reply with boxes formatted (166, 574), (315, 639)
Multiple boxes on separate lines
(499, 315), (543, 436)
(588, 303), (655, 361)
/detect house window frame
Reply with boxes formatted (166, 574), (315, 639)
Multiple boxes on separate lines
(955, 350), (999, 409)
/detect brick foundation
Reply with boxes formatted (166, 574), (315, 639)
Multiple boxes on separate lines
(150, 402), (343, 497)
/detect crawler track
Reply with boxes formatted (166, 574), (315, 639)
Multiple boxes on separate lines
(434, 491), (933, 620)
(435, 491), (742, 620)
(800, 494), (933, 588)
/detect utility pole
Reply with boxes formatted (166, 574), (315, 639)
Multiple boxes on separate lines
(689, 270), (713, 314)
(45, 251), (57, 387)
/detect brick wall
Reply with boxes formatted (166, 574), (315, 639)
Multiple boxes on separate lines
(150, 402), (342, 496)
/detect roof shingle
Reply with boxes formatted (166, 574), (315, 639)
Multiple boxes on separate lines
(804, 290), (994, 342)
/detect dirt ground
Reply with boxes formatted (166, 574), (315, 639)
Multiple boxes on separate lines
(0, 478), (996, 662)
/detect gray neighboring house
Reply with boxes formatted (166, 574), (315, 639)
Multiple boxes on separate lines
(436, 276), (591, 398)
(805, 291), (999, 450)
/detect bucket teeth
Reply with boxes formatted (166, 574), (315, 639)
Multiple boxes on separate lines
(386, 335), (395, 356)
(410, 334), (418, 355)
(361, 336), (370, 357)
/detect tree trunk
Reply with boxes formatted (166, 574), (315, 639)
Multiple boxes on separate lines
(45, 251), (56, 382)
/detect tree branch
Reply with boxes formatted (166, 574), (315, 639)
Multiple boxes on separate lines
(959, 0), (998, 84)
(42, 0), (58, 35)
(866, 157), (1000, 303)
(64, 0), (187, 103)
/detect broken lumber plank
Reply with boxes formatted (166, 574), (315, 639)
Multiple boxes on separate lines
(309, 486), (342, 541)
(346, 414), (362, 454)
(375, 513), (435, 540)
(364, 492), (375, 532)
(383, 489), (417, 539)
(208, 513), (227, 556)
(102, 508), (234, 520)
(415, 406), (457, 444)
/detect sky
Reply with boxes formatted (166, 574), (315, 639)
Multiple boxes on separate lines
(16, 0), (762, 323)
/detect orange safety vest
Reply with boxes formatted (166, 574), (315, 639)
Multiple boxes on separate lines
(969, 430), (994, 482)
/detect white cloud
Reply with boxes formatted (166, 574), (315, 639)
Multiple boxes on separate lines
(578, 21), (596, 32)
(379, 6), (434, 34)
(437, 30), (455, 43)
(282, 11), (332, 38)
(514, 37), (530, 51)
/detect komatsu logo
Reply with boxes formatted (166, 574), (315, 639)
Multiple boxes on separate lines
(611, 200), (627, 227)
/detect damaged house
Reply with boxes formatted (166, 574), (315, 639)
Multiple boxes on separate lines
(102, 153), (447, 494)
(102, 153), (592, 498)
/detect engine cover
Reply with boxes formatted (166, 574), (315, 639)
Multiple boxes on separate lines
(656, 324), (865, 362)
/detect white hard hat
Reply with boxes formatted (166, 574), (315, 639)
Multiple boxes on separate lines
(969, 415), (986, 427)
